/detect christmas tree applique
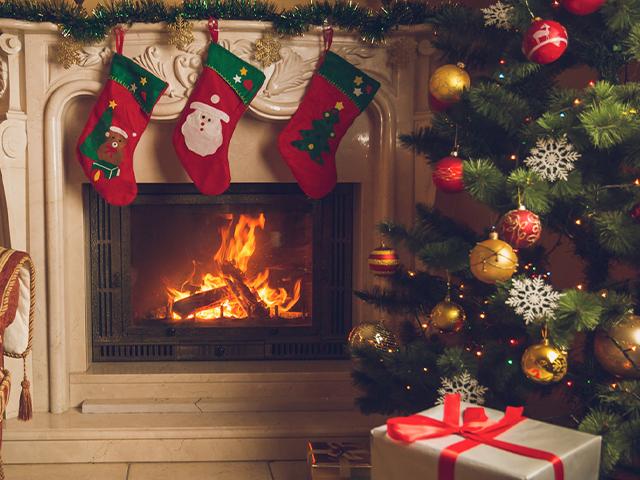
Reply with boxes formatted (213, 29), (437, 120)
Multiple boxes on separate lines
(291, 102), (342, 165)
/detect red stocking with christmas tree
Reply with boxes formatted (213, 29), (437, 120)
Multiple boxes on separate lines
(173, 19), (265, 196)
(278, 27), (380, 199)
(77, 28), (168, 206)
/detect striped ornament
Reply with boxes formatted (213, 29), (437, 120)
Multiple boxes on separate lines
(368, 245), (399, 276)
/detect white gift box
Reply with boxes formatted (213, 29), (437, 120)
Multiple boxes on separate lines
(371, 401), (601, 480)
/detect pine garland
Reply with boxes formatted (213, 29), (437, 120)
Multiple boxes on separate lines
(0, 0), (441, 44)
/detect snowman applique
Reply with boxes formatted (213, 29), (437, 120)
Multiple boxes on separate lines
(181, 94), (230, 157)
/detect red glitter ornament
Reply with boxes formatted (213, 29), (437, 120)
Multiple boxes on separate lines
(498, 205), (542, 249)
(522, 19), (568, 64)
(631, 203), (640, 223)
(429, 92), (452, 112)
(562, 0), (605, 15)
(368, 245), (400, 276)
(432, 154), (464, 193)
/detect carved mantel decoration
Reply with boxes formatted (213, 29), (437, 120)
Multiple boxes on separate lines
(0, 19), (435, 415)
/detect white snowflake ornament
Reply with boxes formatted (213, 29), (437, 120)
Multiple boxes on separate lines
(524, 136), (581, 182)
(481, 1), (514, 30)
(437, 371), (488, 405)
(505, 277), (562, 324)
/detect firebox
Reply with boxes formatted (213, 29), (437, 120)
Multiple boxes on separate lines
(86, 183), (355, 361)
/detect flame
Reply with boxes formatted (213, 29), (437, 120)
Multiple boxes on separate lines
(167, 214), (302, 321)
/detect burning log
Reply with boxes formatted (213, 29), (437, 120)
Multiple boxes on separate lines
(221, 262), (269, 318)
(171, 287), (229, 319)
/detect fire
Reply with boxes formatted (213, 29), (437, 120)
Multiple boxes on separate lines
(167, 213), (302, 321)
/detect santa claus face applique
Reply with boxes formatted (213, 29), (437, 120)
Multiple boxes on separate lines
(181, 94), (230, 157)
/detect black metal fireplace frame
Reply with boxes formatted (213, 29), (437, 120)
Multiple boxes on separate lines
(85, 183), (355, 361)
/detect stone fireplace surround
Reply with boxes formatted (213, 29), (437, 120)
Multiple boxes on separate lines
(0, 19), (436, 463)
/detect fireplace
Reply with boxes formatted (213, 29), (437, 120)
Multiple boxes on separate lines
(85, 183), (355, 361)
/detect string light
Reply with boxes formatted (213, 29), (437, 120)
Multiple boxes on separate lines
(577, 284), (584, 290)
(509, 154), (518, 161)
(559, 112), (566, 118)
(575, 218), (582, 225)
(499, 58), (506, 65)
(475, 350), (483, 357)
(423, 367), (428, 372)
(566, 380), (573, 387)
(588, 80), (596, 87)
(509, 338), (518, 346)
(507, 359), (514, 365)
(573, 98), (581, 106)
(406, 385), (411, 390)
(498, 73), (505, 80)
(635, 178), (640, 186)
(479, 313), (486, 319)
(407, 270), (416, 277)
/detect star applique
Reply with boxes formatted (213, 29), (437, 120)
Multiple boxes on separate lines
(353, 75), (363, 86)
(108, 99), (117, 109)
(353, 87), (362, 97)
(140, 77), (148, 86)
(233, 74), (242, 83)
(240, 67), (248, 76)
(334, 101), (344, 111)
(130, 83), (137, 92)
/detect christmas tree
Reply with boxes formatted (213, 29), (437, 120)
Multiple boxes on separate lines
(291, 107), (340, 164)
(351, 0), (640, 476)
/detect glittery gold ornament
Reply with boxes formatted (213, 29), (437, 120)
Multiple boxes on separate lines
(594, 314), (640, 379)
(348, 323), (399, 353)
(429, 63), (471, 103)
(386, 37), (418, 67)
(167, 16), (195, 51)
(254, 35), (282, 68)
(430, 298), (465, 333)
(521, 339), (568, 384)
(56, 35), (81, 69)
(469, 232), (518, 284)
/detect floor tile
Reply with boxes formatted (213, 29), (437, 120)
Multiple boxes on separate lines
(3, 463), (128, 480)
(127, 462), (272, 480)
(269, 461), (308, 480)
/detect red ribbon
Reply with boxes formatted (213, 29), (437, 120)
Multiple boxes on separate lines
(208, 18), (219, 44)
(114, 26), (125, 54)
(387, 394), (564, 480)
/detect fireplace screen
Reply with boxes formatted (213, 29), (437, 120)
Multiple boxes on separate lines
(86, 183), (354, 361)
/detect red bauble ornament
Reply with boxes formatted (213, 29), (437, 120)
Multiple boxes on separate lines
(368, 245), (400, 276)
(498, 206), (542, 249)
(522, 19), (568, 64)
(432, 154), (464, 193)
(631, 203), (640, 223)
(429, 93), (452, 112)
(562, 0), (605, 15)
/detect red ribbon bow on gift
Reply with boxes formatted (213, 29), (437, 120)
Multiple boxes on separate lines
(387, 393), (564, 480)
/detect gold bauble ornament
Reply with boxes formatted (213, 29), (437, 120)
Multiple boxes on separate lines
(469, 232), (518, 284)
(521, 339), (568, 384)
(430, 298), (466, 333)
(254, 34), (282, 68)
(167, 16), (195, 51)
(594, 314), (640, 379)
(429, 62), (471, 103)
(348, 323), (399, 353)
(56, 35), (82, 69)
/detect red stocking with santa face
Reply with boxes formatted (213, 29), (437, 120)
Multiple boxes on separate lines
(77, 28), (168, 206)
(173, 21), (265, 195)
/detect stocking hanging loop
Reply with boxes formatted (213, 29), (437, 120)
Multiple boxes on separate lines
(208, 18), (219, 44)
(322, 20), (333, 53)
(114, 26), (125, 54)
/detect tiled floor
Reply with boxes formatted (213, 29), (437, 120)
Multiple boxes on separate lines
(4, 461), (308, 479)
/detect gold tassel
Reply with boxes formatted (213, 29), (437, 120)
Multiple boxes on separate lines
(18, 358), (32, 421)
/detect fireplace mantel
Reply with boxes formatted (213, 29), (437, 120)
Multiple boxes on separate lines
(0, 19), (436, 416)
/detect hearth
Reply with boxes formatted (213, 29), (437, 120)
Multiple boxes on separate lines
(86, 183), (355, 361)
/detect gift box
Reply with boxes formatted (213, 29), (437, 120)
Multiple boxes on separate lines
(371, 394), (601, 480)
(307, 440), (371, 479)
